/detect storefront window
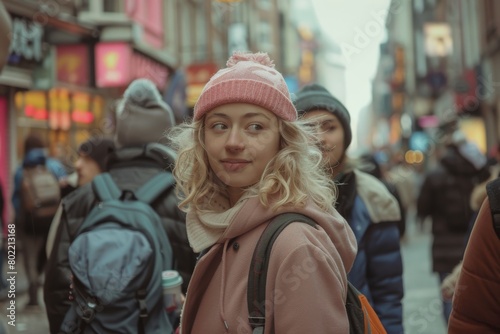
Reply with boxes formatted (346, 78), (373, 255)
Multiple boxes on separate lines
(13, 89), (109, 168)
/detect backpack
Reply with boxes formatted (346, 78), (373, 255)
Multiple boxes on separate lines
(485, 178), (500, 239)
(247, 213), (386, 334)
(21, 164), (61, 233)
(60, 172), (175, 334)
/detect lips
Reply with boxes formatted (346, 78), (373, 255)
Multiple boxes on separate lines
(221, 159), (250, 172)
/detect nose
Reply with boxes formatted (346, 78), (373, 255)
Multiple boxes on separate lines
(317, 132), (326, 148)
(225, 127), (245, 152)
(74, 157), (83, 171)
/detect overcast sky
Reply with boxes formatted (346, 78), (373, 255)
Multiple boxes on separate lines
(311, 0), (392, 148)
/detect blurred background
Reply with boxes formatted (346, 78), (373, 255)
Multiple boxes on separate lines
(1, 0), (500, 333)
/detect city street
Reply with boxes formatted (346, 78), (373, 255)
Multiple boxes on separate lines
(402, 217), (447, 334)
(0, 217), (448, 334)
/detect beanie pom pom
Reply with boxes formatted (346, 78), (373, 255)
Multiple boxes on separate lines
(123, 78), (161, 106)
(226, 51), (275, 68)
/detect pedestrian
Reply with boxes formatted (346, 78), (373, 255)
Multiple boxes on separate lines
(44, 79), (197, 333)
(45, 137), (115, 258)
(440, 139), (497, 302)
(295, 83), (404, 334)
(448, 193), (500, 333)
(417, 124), (489, 324)
(72, 136), (114, 188)
(12, 134), (67, 307)
(168, 52), (357, 333)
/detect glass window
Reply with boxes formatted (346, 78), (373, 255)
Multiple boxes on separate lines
(259, 0), (272, 10)
(103, 0), (119, 12)
(258, 20), (273, 52)
(165, 0), (177, 50)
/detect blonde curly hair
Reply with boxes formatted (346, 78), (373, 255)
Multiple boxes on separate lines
(167, 117), (337, 213)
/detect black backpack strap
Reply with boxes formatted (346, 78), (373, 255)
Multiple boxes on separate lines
(486, 178), (500, 239)
(247, 213), (317, 333)
(134, 172), (176, 205)
(137, 288), (148, 334)
(92, 173), (121, 201)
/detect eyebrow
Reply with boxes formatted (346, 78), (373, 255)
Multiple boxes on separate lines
(207, 112), (271, 121)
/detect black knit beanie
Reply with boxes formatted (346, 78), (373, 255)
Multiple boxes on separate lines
(78, 138), (115, 171)
(294, 83), (352, 150)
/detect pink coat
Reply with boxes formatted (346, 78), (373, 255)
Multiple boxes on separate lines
(449, 198), (500, 333)
(180, 197), (357, 333)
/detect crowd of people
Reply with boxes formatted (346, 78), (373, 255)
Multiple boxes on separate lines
(1, 4), (500, 331)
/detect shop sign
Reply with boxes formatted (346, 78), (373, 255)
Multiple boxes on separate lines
(95, 42), (168, 89)
(95, 42), (131, 88)
(48, 89), (71, 130)
(72, 92), (94, 124)
(424, 23), (453, 57)
(8, 17), (44, 64)
(56, 45), (90, 86)
(14, 91), (48, 120)
(185, 63), (218, 107)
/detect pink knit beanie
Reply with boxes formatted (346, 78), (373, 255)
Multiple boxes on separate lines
(193, 52), (297, 121)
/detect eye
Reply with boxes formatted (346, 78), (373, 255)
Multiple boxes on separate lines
(321, 124), (336, 132)
(248, 124), (263, 131)
(211, 122), (227, 131)
(326, 125), (336, 132)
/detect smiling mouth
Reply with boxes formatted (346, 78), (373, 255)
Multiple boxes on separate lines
(221, 160), (250, 172)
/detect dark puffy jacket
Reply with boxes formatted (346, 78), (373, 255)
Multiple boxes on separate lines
(43, 144), (197, 334)
(342, 170), (404, 334)
(417, 144), (487, 273)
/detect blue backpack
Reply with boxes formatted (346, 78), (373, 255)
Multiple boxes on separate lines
(60, 172), (175, 334)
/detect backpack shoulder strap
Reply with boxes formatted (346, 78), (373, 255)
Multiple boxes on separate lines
(92, 173), (121, 201)
(134, 172), (175, 205)
(486, 177), (500, 239)
(247, 213), (317, 333)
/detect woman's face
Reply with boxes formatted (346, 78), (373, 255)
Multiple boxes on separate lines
(302, 110), (345, 169)
(204, 103), (280, 200)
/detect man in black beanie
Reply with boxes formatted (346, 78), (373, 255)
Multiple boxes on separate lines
(44, 79), (196, 333)
(295, 83), (404, 334)
(294, 83), (352, 151)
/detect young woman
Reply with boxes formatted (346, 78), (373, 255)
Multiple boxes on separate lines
(169, 52), (357, 333)
(295, 83), (404, 334)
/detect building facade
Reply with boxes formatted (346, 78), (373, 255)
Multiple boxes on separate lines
(0, 0), (301, 223)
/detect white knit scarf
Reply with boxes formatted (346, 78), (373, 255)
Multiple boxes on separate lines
(186, 193), (248, 253)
